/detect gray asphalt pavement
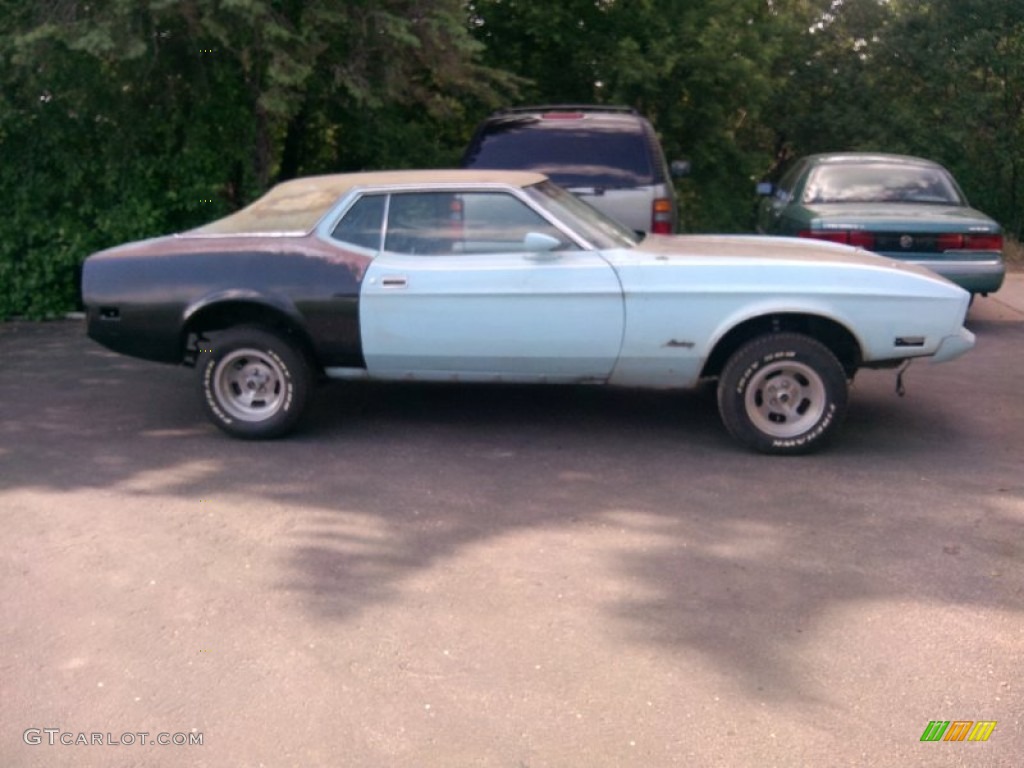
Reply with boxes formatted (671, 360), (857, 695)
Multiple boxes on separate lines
(2, 278), (1022, 767)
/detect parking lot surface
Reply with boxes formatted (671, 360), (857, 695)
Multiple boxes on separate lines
(2, 278), (1023, 767)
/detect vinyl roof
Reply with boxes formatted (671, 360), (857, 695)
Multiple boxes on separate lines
(189, 169), (548, 236)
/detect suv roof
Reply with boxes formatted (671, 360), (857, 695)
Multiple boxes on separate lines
(461, 104), (679, 234)
(493, 104), (639, 116)
(461, 105), (667, 189)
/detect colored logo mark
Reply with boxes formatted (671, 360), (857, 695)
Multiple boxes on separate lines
(920, 720), (996, 742)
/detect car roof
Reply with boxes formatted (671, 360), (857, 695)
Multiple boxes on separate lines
(481, 111), (647, 129)
(190, 169), (548, 236)
(494, 104), (638, 116)
(804, 152), (945, 168)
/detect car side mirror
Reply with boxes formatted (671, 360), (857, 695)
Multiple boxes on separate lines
(670, 160), (691, 178)
(523, 232), (561, 252)
(756, 182), (774, 197)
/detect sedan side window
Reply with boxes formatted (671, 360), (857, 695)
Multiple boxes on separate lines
(385, 193), (459, 255)
(384, 192), (578, 256)
(774, 162), (805, 204)
(331, 195), (385, 250)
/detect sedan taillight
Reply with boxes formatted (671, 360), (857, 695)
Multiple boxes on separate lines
(798, 229), (875, 249)
(937, 233), (1003, 251)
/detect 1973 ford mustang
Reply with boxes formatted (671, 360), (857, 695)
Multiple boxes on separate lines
(82, 170), (975, 454)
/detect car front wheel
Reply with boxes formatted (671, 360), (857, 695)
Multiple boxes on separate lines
(199, 327), (311, 439)
(717, 333), (848, 455)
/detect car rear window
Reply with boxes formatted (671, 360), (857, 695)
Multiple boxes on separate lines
(803, 164), (965, 205)
(463, 117), (657, 189)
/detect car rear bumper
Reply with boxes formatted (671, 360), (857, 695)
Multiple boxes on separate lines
(897, 257), (1005, 294)
(86, 306), (183, 363)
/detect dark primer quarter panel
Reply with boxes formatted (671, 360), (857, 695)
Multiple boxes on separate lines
(83, 234), (372, 367)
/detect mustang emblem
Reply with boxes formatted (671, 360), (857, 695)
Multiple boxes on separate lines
(899, 234), (914, 249)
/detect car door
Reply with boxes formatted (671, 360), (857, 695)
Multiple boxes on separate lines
(356, 189), (625, 382)
(758, 159), (808, 234)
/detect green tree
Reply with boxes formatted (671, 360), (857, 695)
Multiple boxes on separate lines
(766, 0), (1024, 236)
(469, 0), (805, 231)
(876, 0), (1024, 236)
(0, 0), (515, 318)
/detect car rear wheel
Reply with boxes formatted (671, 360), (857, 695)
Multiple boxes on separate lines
(717, 333), (848, 455)
(199, 327), (311, 439)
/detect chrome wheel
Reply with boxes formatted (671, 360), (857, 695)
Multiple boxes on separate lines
(744, 360), (826, 439)
(199, 327), (312, 439)
(717, 333), (848, 454)
(212, 347), (288, 422)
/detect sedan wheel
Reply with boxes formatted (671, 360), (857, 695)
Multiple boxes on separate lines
(199, 327), (311, 439)
(717, 333), (848, 455)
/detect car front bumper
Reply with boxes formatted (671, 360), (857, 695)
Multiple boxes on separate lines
(930, 326), (976, 364)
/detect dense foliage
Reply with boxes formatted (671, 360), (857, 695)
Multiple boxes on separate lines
(2, 0), (1021, 317)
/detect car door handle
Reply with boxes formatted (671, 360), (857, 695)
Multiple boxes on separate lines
(380, 276), (408, 288)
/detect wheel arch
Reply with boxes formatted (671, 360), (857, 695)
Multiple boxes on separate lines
(181, 294), (318, 369)
(701, 312), (863, 380)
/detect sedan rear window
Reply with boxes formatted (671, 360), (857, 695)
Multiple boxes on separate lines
(803, 164), (965, 205)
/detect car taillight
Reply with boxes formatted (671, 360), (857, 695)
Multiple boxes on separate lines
(938, 233), (1003, 251)
(798, 229), (875, 248)
(449, 197), (464, 238)
(847, 231), (874, 249)
(651, 198), (673, 234)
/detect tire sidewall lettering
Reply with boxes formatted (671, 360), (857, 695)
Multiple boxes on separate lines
(735, 360), (759, 394)
(202, 358), (233, 425)
(202, 343), (296, 428)
(718, 333), (848, 455)
(263, 348), (294, 413)
(770, 402), (836, 449)
(734, 350), (798, 395)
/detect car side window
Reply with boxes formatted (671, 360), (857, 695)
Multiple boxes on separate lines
(384, 192), (578, 255)
(384, 193), (460, 255)
(774, 162), (806, 204)
(331, 194), (385, 250)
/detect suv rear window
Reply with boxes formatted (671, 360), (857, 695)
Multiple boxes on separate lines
(462, 116), (657, 189)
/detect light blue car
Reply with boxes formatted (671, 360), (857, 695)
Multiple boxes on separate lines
(83, 170), (974, 454)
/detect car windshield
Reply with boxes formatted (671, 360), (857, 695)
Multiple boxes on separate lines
(525, 180), (640, 249)
(465, 118), (656, 188)
(803, 163), (965, 205)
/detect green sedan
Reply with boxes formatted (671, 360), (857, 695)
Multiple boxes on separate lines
(756, 153), (1005, 295)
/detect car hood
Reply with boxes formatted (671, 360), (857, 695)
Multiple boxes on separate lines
(634, 233), (893, 265)
(629, 234), (963, 283)
(800, 203), (999, 231)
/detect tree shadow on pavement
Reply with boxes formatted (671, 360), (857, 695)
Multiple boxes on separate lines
(2, 319), (1022, 709)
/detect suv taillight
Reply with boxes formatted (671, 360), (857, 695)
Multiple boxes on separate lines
(798, 229), (875, 248)
(652, 198), (673, 234)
